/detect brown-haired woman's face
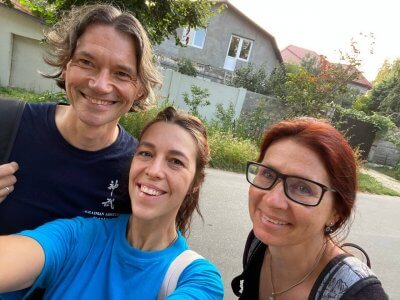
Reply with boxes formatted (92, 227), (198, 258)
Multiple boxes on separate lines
(249, 138), (338, 248)
(128, 122), (197, 224)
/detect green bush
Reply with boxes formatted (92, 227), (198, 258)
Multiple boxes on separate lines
(208, 130), (258, 173)
(0, 86), (66, 103)
(177, 58), (197, 77)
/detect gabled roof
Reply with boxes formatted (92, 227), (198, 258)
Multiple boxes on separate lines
(281, 45), (320, 65)
(281, 44), (371, 89)
(216, 0), (282, 63)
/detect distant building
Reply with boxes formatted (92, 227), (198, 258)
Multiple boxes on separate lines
(154, 0), (282, 83)
(281, 45), (372, 94)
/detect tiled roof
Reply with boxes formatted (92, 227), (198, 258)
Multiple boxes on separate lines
(281, 45), (320, 64)
(281, 44), (371, 89)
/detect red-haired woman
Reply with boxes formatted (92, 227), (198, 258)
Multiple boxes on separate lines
(232, 117), (388, 299)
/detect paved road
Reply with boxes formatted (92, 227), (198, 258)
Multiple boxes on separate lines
(188, 168), (400, 299)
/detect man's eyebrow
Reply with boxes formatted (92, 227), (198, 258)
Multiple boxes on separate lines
(74, 50), (94, 59)
(74, 50), (137, 76)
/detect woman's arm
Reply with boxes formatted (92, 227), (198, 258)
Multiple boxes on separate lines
(168, 259), (224, 300)
(0, 235), (44, 292)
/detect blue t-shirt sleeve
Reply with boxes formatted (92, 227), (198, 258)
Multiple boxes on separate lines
(17, 217), (84, 289)
(168, 259), (224, 300)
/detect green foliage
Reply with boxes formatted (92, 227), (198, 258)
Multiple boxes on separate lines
(15, 0), (218, 45)
(119, 97), (173, 138)
(352, 94), (372, 113)
(363, 59), (400, 125)
(228, 63), (269, 95)
(335, 106), (395, 136)
(0, 86), (66, 103)
(182, 85), (210, 119)
(358, 172), (400, 196)
(208, 130), (257, 172)
(177, 58), (197, 77)
(2, 86), (398, 196)
(235, 101), (276, 142)
(210, 102), (236, 133)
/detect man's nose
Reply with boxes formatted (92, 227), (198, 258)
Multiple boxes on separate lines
(88, 70), (113, 93)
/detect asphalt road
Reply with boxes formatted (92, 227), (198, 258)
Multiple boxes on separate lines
(188, 168), (400, 299)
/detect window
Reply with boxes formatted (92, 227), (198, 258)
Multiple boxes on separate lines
(227, 35), (253, 61)
(182, 28), (207, 49)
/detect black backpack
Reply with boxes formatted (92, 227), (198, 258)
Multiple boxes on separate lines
(231, 230), (372, 297)
(0, 97), (26, 164)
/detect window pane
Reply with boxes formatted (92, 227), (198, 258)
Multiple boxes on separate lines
(228, 36), (240, 57)
(193, 28), (206, 48)
(239, 39), (252, 60)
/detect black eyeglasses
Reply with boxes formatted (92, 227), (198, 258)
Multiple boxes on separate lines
(246, 162), (336, 206)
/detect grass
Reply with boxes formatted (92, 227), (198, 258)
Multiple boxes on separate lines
(358, 173), (400, 196)
(367, 164), (400, 181)
(1, 85), (399, 197)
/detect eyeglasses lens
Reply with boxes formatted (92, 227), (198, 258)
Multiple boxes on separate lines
(247, 163), (322, 206)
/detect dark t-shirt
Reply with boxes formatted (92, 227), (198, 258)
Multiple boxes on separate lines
(0, 102), (137, 234)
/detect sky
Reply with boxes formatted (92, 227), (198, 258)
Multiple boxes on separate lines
(229, 0), (399, 82)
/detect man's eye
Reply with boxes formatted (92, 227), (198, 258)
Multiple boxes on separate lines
(79, 59), (93, 66)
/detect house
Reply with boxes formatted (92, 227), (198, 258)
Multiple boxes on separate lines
(154, 0), (282, 83)
(0, 0), (59, 92)
(281, 45), (372, 94)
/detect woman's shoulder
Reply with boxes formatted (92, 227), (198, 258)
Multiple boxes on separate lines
(170, 251), (224, 299)
(311, 254), (387, 299)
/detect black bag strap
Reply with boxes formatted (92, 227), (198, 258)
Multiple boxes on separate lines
(231, 230), (263, 297)
(341, 242), (371, 268)
(0, 97), (26, 164)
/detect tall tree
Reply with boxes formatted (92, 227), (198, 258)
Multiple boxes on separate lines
(367, 61), (400, 125)
(16, 0), (220, 45)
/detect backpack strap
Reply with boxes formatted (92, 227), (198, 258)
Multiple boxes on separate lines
(341, 242), (371, 268)
(0, 97), (26, 164)
(231, 230), (263, 296)
(314, 255), (377, 299)
(157, 250), (203, 300)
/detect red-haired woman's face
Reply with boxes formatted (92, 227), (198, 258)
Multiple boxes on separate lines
(249, 138), (338, 249)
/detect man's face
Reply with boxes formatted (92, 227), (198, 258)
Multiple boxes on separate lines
(63, 24), (142, 128)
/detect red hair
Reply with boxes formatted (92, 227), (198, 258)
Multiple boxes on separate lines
(258, 117), (357, 237)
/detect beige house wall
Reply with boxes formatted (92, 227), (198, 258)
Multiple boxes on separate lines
(0, 5), (59, 92)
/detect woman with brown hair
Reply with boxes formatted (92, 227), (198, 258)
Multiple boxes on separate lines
(232, 117), (387, 299)
(0, 107), (223, 299)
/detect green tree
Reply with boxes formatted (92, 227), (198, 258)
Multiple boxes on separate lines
(228, 63), (269, 95)
(182, 85), (210, 119)
(177, 58), (197, 77)
(16, 0), (220, 45)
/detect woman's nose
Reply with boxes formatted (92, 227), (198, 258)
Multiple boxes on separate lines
(145, 159), (164, 179)
(262, 179), (289, 209)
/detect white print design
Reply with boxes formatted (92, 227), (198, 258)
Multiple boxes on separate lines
(102, 180), (119, 209)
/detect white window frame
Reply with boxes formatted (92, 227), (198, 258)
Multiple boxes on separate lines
(182, 27), (207, 49)
(227, 35), (253, 62)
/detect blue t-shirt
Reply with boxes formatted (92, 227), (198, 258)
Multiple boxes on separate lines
(0, 102), (137, 235)
(18, 215), (223, 299)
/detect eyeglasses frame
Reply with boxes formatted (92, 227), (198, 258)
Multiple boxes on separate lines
(246, 161), (337, 207)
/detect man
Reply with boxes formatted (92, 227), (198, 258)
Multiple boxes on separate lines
(0, 4), (161, 235)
